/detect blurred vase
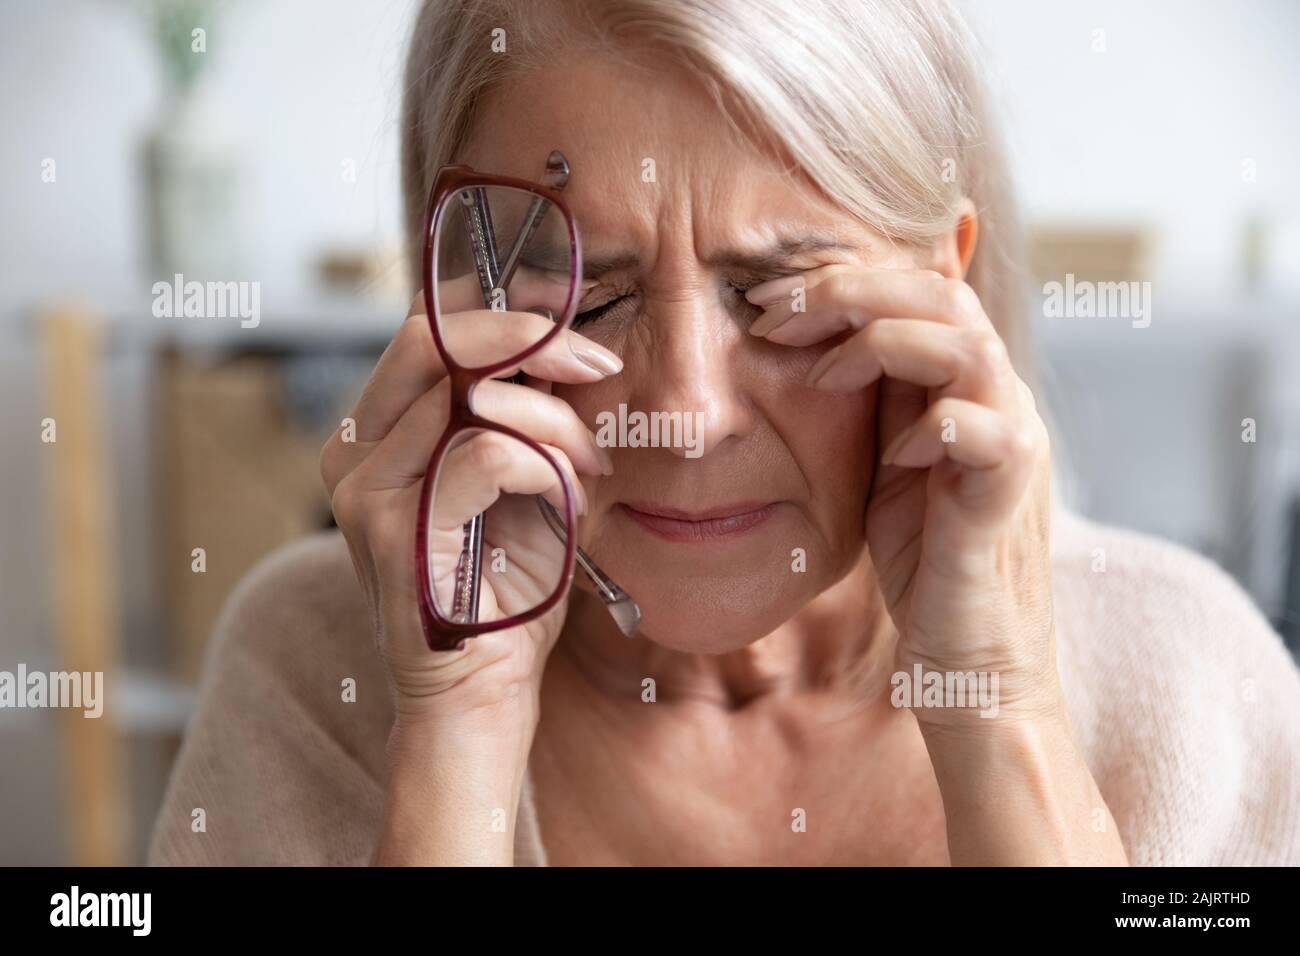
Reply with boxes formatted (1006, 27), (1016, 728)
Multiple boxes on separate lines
(143, 88), (243, 280)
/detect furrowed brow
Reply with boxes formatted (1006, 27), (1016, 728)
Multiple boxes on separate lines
(519, 240), (639, 279)
(580, 250), (640, 279)
(531, 234), (855, 279)
(709, 234), (855, 272)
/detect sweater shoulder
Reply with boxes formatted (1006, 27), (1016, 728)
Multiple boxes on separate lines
(206, 529), (376, 677)
(1050, 509), (1293, 679)
(148, 530), (389, 865)
(1050, 509), (1300, 864)
(198, 528), (391, 767)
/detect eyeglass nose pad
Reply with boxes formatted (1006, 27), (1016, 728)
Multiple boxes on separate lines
(525, 306), (556, 323)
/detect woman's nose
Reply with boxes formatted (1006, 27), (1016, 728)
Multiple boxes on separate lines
(628, 296), (754, 459)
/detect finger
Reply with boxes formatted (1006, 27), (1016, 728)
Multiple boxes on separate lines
(880, 397), (1042, 522)
(804, 318), (1015, 409)
(349, 304), (619, 450)
(359, 377), (612, 489)
(359, 268), (594, 443)
(438, 308), (622, 380)
(345, 295), (442, 449)
(431, 270), (489, 316)
(428, 432), (584, 529)
(748, 266), (985, 347)
(469, 381), (613, 478)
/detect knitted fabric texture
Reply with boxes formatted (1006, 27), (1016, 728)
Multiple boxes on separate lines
(148, 510), (1300, 866)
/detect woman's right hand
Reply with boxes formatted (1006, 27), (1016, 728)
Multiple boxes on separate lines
(319, 281), (619, 735)
(320, 280), (618, 864)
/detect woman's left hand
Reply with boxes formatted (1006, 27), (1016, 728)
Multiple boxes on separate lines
(748, 264), (1056, 725)
(747, 266), (1128, 864)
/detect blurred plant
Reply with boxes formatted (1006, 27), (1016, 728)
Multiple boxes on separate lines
(129, 0), (230, 95)
(121, 0), (244, 277)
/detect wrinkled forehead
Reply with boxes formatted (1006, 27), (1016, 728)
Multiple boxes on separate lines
(456, 56), (887, 263)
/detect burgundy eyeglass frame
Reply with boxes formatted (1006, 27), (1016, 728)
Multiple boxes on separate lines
(415, 163), (582, 651)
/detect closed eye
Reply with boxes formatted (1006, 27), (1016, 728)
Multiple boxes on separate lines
(573, 294), (633, 328)
(573, 271), (804, 327)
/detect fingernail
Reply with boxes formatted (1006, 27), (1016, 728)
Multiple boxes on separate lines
(804, 345), (841, 388)
(749, 305), (794, 338)
(745, 275), (805, 307)
(570, 337), (623, 375)
(569, 486), (587, 516)
(881, 426), (913, 466)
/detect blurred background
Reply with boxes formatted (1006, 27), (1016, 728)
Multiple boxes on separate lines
(1, 0), (1297, 864)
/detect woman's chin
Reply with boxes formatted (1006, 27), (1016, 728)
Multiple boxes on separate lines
(625, 574), (817, 653)
(576, 507), (855, 651)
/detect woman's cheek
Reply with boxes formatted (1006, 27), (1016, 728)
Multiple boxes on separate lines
(748, 321), (862, 386)
(554, 374), (627, 437)
(773, 377), (876, 549)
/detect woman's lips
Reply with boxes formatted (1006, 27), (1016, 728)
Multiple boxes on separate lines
(619, 501), (778, 542)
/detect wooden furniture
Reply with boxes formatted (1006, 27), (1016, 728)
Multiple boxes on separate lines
(40, 304), (130, 866)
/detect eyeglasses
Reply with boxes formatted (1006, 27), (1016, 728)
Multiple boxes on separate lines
(416, 150), (641, 651)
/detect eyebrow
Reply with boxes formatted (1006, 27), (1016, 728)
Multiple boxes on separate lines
(707, 234), (854, 273)
(521, 233), (855, 280)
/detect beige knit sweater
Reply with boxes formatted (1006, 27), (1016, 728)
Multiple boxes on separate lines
(148, 508), (1300, 866)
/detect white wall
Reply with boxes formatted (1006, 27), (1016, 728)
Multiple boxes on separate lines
(964, 0), (1300, 297)
(5, 0), (1298, 313)
(0, 0), (418, 320)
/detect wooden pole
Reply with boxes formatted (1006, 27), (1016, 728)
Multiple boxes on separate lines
(39, 304), (130, 866)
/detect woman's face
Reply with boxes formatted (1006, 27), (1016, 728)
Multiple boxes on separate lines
(461, 55), (925, 652)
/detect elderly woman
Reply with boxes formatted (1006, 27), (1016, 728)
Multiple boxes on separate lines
(150, 0), (1300, 866)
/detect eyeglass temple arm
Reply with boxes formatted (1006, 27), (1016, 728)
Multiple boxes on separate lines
(536, 498), (641, 638)
(494, 150), (571, 289)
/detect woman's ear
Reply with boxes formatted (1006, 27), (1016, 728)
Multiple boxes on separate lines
(924, 197), (979, 279)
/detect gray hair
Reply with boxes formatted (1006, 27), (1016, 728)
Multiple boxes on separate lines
(400, 0), (1029, 370)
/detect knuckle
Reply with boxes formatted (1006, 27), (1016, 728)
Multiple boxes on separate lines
(319, 435), (343, 491)
(400, 307), (423, 336)
(397, 307), (432, 353)
(822, 271), (852, 303)
(968, 330), (1009, 378)
(942, 279), (982, 319)
(1005, 421), (1039, 461)
(405, 291), (427, 321)
(330, 473), (367, 535)
(465, 431), (515, 477)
